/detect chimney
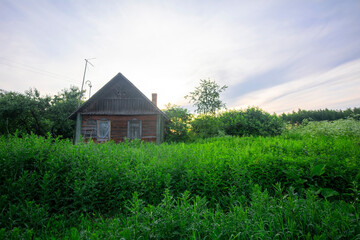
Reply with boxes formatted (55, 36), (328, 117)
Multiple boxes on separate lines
(152, 93), (157, 106)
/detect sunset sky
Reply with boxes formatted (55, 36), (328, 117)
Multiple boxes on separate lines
(1, 0), (359, 113)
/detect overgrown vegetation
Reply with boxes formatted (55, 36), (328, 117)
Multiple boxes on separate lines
(163, 104), (192, 142)
(164, 106), (360, 143)
(285, 118), (360, 138)
(1, 119), (359, 239)
(165, 106), (284, 141)
(1, 86), (360, 238)
(281, 107), (360, 124)
(0, 87), (81, 139)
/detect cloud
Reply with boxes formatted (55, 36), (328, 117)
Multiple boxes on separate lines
(232, 58), (360, 113)
(0, 0), (359, 112)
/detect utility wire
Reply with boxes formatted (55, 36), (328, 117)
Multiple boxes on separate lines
(0, 56), (78, 84)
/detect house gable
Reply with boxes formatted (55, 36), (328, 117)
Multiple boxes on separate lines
(69, 73), (168, 119)
(69, 72), (168, 144)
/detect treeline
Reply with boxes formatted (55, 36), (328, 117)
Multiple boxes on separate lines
(164, 106), (360, 142)
(1, 87), (359, 142)
(164, 106), (283, 142)
(0, 87), (81, 139)
(281, 108), (360, 124)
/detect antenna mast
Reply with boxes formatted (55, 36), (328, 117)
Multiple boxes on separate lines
(78, 58), (95, 107)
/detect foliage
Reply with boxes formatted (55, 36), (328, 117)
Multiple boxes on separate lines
(281, 107), (360, 124)
(4, 188), (354, 239)
(0, 87), (81, 138)
(190, 114), (224, 138)
(220, 107), (284, 137)
(48, 87), (81, 139)
(163, 104), (192, 142)
(185, 79), (228, 114)
(283, 118), (360, 139)
(0, 126), (359, 238)
(0, 89), (51, 136)
(190, 107), (284, 139)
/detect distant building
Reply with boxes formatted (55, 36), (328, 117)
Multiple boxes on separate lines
(69, 73), (169, 144)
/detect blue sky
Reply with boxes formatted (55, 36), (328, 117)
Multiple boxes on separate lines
(0, 0), (359, 113)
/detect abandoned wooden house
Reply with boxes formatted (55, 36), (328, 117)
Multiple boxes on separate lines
(69, 73), (169, 144)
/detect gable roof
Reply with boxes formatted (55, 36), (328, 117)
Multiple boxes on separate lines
(69, 73), (169, 120)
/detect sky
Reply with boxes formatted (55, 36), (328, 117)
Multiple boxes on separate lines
(0, 0), (359, 114)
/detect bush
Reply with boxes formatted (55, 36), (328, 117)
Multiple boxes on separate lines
(190, 114), (223, 138)
(281, 107), (360, 124)
(1, 133), (359, 238)
(0, 87), (80, 139)
(190, 107), (284, 139)
(283, 118), (360, 139)
(220, 107), (284, 137)
(164, 104), (192, 142)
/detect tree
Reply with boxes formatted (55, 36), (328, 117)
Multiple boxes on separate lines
(185, 79), (228, 114)
(163, 103), (192, 142)
(0, 87), (81, 139)
(0, 89), (51, 136)
(48, 86), (81, 139)
(0, 90), (31, 135)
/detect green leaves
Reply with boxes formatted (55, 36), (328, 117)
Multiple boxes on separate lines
(311, 164), (326, 177)
(1, 133), (359, 238)
(284, 119), (360, 139)
(164, 104), (192, 142)
(320, 188), (339, 199)
(220, 107), (284, 137)
(281, 107), (360, 125)
(188, 107), (284, 140)
(0, 87), (81, 139)
(185, 78), (228, 114)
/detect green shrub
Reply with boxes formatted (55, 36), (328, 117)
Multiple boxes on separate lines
(190, 114), (223, 138)
(0, 132), (359, 238)
(284, 118), (360, 139)
(281, 107), (360, 124)
(190, 107), (284, 140)
(163, 104), (192, 142)
(53, 188), (360, 239)
(220, 107), (284, 137)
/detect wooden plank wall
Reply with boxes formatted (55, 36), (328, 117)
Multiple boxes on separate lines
(81, 115), (158, 143)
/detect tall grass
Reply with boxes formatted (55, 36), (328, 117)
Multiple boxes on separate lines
(284, 118), (360, 138)
(1, 119), (360, 238)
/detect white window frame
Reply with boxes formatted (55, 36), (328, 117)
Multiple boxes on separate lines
(127, 119), (142, 139)
(97, 120), (111, 141)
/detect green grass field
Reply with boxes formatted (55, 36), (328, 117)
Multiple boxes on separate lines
(1, 119), (360, 239)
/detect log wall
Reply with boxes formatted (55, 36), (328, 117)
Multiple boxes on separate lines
(81, 115), (158, 143)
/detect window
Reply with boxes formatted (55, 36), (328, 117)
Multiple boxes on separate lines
(82, 120), (97, 139)
(97, 120), (110, 140)
(127, 119), (142, 139)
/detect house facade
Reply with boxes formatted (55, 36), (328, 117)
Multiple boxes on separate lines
(69, 73), (169, 144)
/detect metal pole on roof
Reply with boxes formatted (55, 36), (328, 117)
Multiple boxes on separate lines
(85, 80), (92, 99)
(78, 58), (95, 107)
(74, 58), (95, 144)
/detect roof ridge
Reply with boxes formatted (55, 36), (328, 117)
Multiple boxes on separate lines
(68, 73), (169, 120)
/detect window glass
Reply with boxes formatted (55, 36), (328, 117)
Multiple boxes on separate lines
(82, 120), (97, 138)
(98, 120), (110, 139)
(128, 120), (142, 139)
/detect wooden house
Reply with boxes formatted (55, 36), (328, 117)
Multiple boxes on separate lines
(69, 73), (169, 144)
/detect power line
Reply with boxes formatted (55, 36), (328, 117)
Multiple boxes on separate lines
(0, 56), (78, 84)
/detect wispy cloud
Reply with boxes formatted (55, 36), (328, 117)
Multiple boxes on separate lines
(0, 0), (359, 112)
(232, 59), (360, 113)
